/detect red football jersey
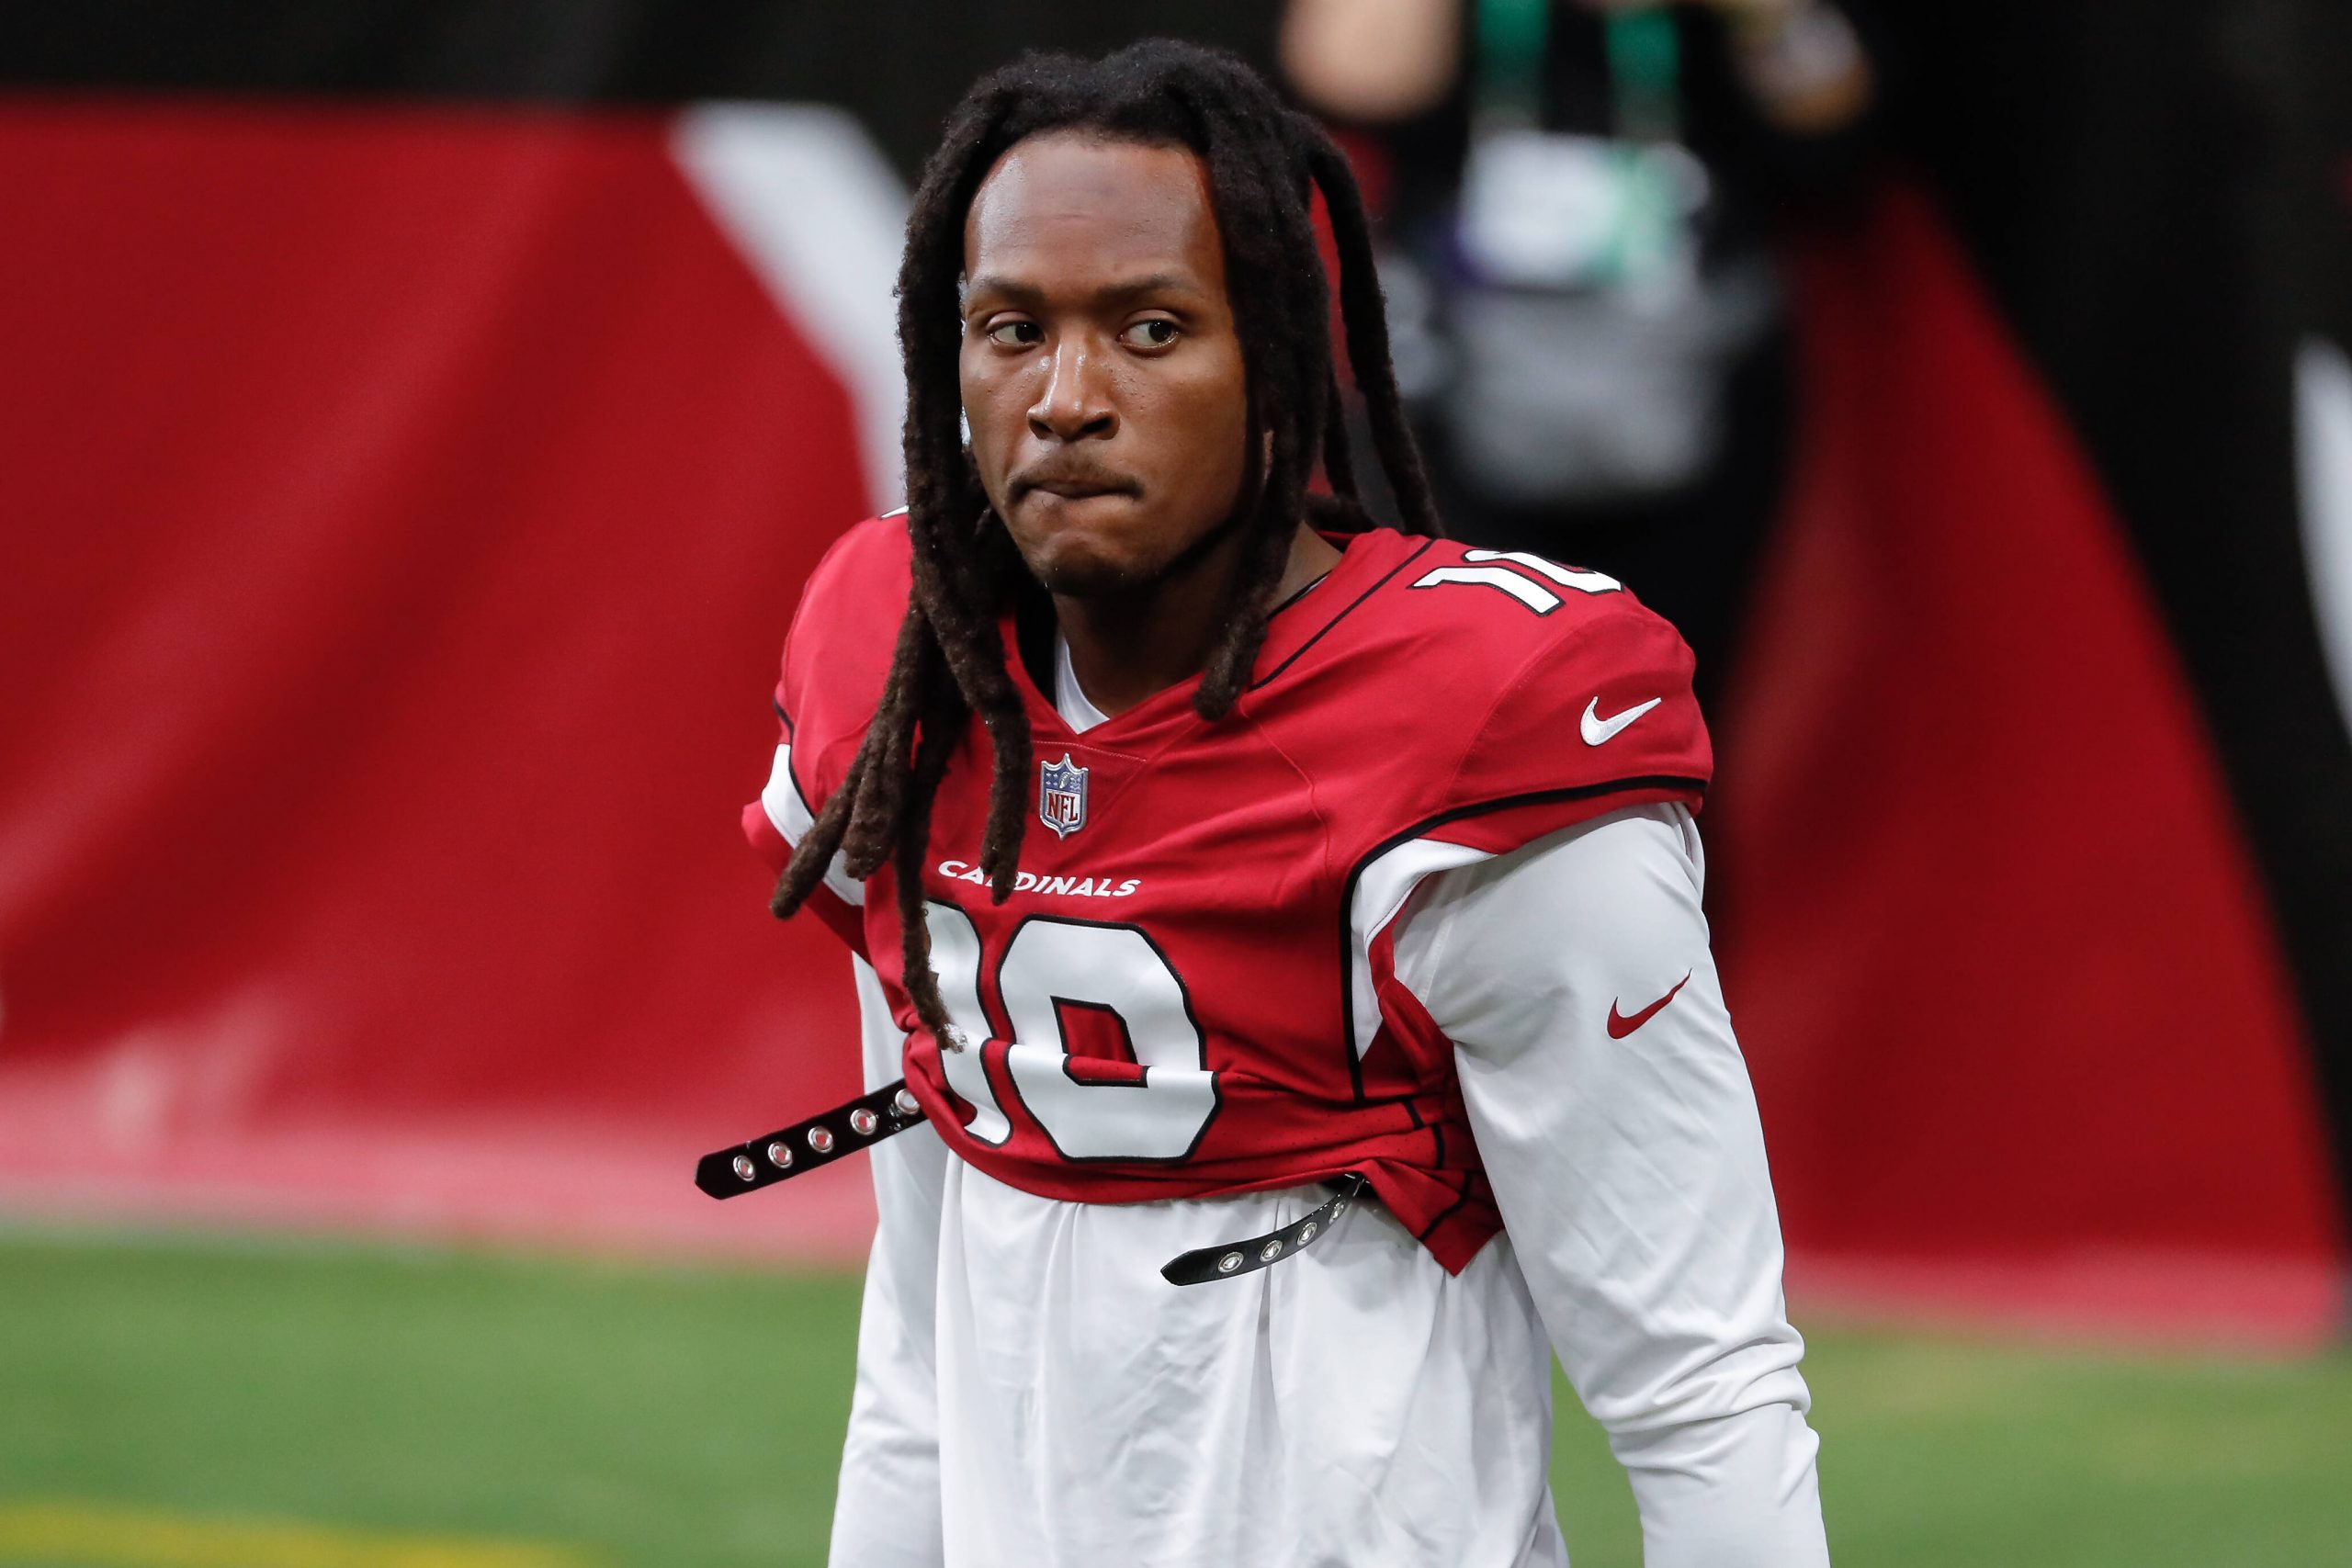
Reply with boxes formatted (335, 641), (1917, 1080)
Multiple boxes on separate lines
(745, 516), (1710, 1271)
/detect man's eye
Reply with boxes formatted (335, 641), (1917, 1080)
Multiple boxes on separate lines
(986, 321), (1041, 347)
(1120, 319), (1180, 350)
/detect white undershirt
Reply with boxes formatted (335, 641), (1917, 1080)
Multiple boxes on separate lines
(1052, 632), (1114, 732)
(819, 639), (1827, 1568)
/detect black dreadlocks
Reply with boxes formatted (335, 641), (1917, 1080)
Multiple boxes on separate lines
(772, 39), (1442, 1040)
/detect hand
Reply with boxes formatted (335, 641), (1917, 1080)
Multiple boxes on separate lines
(1567, 0), (1870, 136)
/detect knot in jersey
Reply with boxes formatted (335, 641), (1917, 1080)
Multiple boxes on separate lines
(750, 517), (1711, 1272)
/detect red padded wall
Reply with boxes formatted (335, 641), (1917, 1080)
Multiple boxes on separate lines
(0, 105), (2340, 1333)
(0, 99), (872, 1253)
(1712, 186), (2346, 1341)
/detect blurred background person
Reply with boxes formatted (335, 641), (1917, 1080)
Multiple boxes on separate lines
(1283, 0), (1883, 703)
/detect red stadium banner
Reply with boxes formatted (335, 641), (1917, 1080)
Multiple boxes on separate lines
(1, 98), (2344, 1340)
(1714, 185), (2346, 1342)
(0, 99), (888, 1258)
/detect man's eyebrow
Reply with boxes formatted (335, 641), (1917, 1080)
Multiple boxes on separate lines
(966, 275), (1046, 309)
(1091, 272), (1202, 305)
(964, 272), (1204, 310)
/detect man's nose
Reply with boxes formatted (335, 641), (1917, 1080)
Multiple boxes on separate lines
(1028, 336), (1117, 443)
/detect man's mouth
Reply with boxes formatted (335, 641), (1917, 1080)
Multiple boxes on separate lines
(1016, 468), (1138, 502)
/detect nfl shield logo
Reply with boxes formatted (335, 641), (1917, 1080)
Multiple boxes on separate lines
(1038, 753), (1088, 840)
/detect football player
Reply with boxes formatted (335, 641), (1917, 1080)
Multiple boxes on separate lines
(741, 39), (1828, 1568)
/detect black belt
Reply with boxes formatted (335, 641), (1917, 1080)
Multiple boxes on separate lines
(695, 1077), (1366, 1287)
(693, 1079), (925, 1197)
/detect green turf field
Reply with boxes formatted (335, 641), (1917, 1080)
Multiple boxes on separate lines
(1, 1228), (2346, 1567)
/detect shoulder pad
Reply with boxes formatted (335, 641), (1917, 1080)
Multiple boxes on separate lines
(1293, 538), (1711, 859)
(776, 512), (912, 809)
(1436, 550), (1711, 817)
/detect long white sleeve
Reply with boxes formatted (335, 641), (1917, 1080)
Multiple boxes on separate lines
(825, 954), (949, 1568)
(1392, 804), (1829, 1568)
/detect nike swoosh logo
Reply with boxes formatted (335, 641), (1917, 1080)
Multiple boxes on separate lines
(1580, 695), (1662, 746)
(1606, 973), (1692, 1039)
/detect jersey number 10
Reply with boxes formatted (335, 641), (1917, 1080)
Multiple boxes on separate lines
(922, 902), (1221, 1163)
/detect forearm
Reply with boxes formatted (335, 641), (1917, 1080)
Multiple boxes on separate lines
(1613, 1404), (1826, 1568)
(1396, 806), (1828, 1563)
(1280, 0), (1462, 121)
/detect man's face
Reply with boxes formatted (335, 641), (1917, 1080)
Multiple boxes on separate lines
(960, 132), (1250, 599)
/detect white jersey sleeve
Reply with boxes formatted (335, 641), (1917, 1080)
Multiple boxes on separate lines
(1392, 803), (1830, 1568)
(825, 954), (950, 1568)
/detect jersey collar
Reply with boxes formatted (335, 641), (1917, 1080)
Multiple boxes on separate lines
(999, 526), (1433, 746)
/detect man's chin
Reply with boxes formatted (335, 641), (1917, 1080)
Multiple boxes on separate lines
(1004, 493), (1247, 601)
(1006, 497), (1155, 598)
(1029, 549), (1153, 600)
